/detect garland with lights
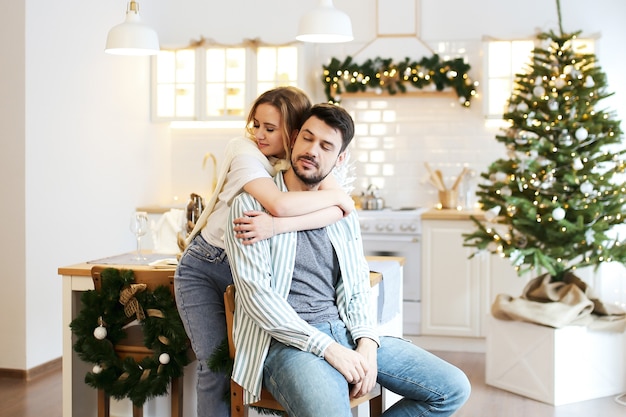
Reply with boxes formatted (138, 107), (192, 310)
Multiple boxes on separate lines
(322, 55), (477, 107)
(69, 268), (191, 407)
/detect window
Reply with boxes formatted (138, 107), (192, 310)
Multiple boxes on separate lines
(152, 44), (300, 123)
(153, 49), (196, 120)
(484, 37), (595, 121)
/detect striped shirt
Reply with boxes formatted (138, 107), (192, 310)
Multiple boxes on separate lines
(224, 172), (380, 404)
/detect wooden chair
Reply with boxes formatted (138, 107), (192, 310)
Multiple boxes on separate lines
(91, 266), (184, 417)
(224, 284), (383, 417)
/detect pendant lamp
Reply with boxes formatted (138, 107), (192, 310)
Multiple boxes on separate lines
(296, 0), (353, 43)
(105, 1), (159, 56)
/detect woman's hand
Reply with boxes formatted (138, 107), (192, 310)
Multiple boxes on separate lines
(233, 210), (274, 244)
(337, 191), (355, 216)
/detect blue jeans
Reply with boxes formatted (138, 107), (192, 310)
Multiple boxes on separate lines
(263, 321), (471, 417)
(174, 234), (232, 417)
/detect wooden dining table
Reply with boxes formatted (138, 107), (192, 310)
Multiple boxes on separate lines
(58, 253), (403, 417)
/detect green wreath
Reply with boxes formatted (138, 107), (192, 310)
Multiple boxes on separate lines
(69, 268), (191, 407)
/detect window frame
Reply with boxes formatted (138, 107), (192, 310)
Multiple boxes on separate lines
(151, 43), (303, 123)
(483, 36), (596, 123)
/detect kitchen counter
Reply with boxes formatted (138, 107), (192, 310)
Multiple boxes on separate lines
(421, 208), (485, 221)
(136, 204), (185, 214)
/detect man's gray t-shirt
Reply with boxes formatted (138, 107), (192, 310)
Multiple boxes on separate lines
(287, 228), (341, 324)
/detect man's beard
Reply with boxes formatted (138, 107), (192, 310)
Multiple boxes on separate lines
(292, 155), (332, 186)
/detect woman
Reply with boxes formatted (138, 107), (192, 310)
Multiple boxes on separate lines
(174, 86), (353, 417)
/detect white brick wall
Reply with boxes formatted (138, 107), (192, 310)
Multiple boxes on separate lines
(169, 95), (511, 210)
(342, 95), (507, 210)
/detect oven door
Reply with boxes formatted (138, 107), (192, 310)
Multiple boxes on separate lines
(361, 234), (421, 335)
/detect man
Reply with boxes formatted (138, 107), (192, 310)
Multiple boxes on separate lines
(225, 104), (470, 416)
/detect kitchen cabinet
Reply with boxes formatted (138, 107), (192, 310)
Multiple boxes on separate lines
(421, 210), (529, 338)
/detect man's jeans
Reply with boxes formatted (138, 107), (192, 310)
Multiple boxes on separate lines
(174, 234), (232, 417)
(263, 321), (471, 417)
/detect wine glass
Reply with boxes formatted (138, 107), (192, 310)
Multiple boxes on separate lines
(129, 211), (149, 261)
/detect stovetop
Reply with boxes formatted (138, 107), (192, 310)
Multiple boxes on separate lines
(357, 207), (426, 235)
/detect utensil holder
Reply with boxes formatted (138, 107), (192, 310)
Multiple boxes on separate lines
(438, 189), (459, 209)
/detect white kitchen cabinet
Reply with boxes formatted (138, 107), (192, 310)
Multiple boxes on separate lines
(421, 214), (528, 338)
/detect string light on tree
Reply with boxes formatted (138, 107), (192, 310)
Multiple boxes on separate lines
(464, 2), (626, 282)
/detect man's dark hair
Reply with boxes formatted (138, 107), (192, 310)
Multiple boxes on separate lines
(305, 103), (355, 152)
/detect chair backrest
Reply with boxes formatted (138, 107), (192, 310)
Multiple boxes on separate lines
(223, 283), (384, 417)
(224, 284), (236, 359)
(91, 266), (175, 297)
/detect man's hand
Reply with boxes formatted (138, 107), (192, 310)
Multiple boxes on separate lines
(323, 339), (378, 398)
(351, 338), (378, 398)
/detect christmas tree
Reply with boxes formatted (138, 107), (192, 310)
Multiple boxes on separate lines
(464, 7), (626, 282)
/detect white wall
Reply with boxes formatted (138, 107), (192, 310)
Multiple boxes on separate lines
(2, 0), (625, 371)
(0, 0), (172, 371)
(168, 0), (626, 209)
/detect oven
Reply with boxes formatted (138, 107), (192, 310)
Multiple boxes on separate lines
(358, 208), (425, 335)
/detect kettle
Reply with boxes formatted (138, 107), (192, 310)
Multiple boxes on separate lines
(186, 193), (205, 234)
(362, 185), (385, 210)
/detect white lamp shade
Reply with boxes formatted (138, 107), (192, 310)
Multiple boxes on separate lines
(105, 11), (159, 56)
(296, 0), (353, 43)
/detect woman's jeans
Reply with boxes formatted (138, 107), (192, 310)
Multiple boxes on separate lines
(174, 234), (232, 417)
(263, 321), (471, 417)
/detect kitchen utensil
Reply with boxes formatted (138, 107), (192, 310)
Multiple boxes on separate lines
(362, 184), (385, 210)
(451, 167), (469, 191)
(424, 162), (446, 191)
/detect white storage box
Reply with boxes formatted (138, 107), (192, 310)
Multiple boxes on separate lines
(485, 315), (626, 405)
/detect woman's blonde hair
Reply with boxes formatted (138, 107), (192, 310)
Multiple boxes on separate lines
(245, 86), (311, 160)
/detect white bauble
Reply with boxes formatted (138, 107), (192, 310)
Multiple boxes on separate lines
(533, 86), (546, 97)
(494, 172), (508, 182)
(517, 102), (529, 112)
(484, 206), (501, 222)
(93, 326), (107, 340)
(580, 181), (594, 194)
(560, 132), (573, 146)
(554, 78), (566, 89)
(573, 158), (584, 170)
(584, 75), (595, 88)
(575, 127), (589, 140)
(159, 353), (171, 365)
(500, 187), (512, 197)
(548, 100), (559, 111)
(92, 365), (102, 374)
(552, 207), (566, 221)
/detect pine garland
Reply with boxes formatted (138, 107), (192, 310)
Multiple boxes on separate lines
(69, 268), (191, 407)
(322, 55), (477, 106)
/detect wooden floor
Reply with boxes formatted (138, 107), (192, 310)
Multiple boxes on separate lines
(0, 351), (624, 417)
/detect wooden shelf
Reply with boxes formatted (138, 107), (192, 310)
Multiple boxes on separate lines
(339, 90), (456, 100)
